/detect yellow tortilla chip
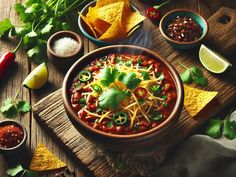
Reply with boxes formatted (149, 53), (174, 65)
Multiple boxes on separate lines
(30, 144), (66, 171)
(98, 18), (127, 42)
(184, 85), (218, 117)
(95, 1), (124, 24)
(79, 13), (98, 38)
(122, 11), (145, 33)
(87, 16), (111, 35)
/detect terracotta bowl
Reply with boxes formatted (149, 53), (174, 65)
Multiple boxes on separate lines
(47, 30), (84, 69)
(62, 45), (184, 151)
(0, 120), (27, 156)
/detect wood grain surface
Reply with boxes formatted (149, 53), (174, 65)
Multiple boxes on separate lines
(0, 1), (236, 177)
(33, 6), (236, 177)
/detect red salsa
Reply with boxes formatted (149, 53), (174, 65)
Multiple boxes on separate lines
(69, 54), (177, 135)
(166, 16), (202, 42)
(0, 124), (24, 148)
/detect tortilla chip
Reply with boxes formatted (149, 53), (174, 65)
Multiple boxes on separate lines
(184, 85), (218, 117)
(122, 11), (145, 33)
(95, 2), (124, 24)
(30, 144), (66, 171)
(79, 13), (98, 38)
(98, 18), (127, 42)
(87, 16), (111, 35)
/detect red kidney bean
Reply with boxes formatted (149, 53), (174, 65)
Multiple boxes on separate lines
(78, 109), (87, 119)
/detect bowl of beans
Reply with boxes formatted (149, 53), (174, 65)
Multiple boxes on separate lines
(0, 120), (27, 155)
(62, 45), (184, 151)
(159, 9), (208, 49)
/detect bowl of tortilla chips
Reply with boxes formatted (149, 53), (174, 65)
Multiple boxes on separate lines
(78, 0), (146, 46)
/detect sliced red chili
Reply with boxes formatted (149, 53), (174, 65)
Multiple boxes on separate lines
(134, 87), (147, 99)
(78, 70), (92, 82)
(113, 112), (128, 125)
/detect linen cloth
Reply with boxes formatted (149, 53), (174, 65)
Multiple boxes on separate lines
(151, 110), (236, 177)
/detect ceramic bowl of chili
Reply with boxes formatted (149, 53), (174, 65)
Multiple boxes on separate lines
(159, 9), (208, 49)
(47, 30), (84, 69)
(0, 120), (27, 155)
(78, 1), (143, 47)
(62, 45), (184, 151)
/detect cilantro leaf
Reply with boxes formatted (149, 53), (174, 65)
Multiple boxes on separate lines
(205, 119), (223, 139)
(223, 120), (236, 140)
(6, 164), (24, 176)
(99, 88), (125, 110)
(27, 46), (40, 58)
(190, 66), (203, 77)
(193, 75), (208, 87)
(99, 67), (119, 87)
(0, 99), (18, 118)
(141, 71), (150, 80)
(180, 70), (193, 84)
(0, 18), (14, 37)
(17, 101), (31, 113)
(118, 72), (141, 89)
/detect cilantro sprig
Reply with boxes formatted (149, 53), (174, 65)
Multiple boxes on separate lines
(205, 111), (236, 140)
(180, 63), (208, 86)
(97, 67), (142, 110)
(7, 164), (39, 177)
(0, 98), (31, 118)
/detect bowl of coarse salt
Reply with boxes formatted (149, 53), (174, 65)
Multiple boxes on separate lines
(47, 30), (83, 69)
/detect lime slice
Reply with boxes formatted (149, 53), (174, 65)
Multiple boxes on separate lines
(199, 44), (232, 74)
(22, 63), (48, 89)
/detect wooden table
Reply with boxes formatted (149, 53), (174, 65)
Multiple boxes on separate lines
(1, 0), (236, 177)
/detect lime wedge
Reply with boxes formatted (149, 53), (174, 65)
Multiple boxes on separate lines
(22, 63), (48, 89)
(199, 44), (232, 74)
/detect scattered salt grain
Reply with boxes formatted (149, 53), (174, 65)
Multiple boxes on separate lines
(52, 37), (80, 56)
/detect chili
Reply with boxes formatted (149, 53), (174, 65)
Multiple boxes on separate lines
(134, 87), (148, 99)
(0, 124), (24, 148)
(113, 112), (128, 125)
(0, 38), (22, 80)
(78, 70), (92, 82)
(145, 1), (169, 22)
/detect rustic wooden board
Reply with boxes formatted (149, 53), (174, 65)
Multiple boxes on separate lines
(33, 7), (236, 177)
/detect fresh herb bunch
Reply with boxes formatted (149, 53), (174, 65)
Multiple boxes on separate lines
(180, 63), (208, 86)
(0, 0), (90, 63)
(205, 111), (236, 140)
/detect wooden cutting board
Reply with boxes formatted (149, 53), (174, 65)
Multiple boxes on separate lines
(33, 7), (236, 177)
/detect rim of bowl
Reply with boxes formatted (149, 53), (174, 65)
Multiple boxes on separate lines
(159, 9), (209, 45)
(62, 45), (184, 139)
(78, 1), (142, 45)
(0, 120), (27, 151)
(47, 30), (83, 58)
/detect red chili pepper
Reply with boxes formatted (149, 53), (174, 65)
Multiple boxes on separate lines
(145, 1), (169, 22)
(0, 38), (22, 80)
(134, 87), (148, 99)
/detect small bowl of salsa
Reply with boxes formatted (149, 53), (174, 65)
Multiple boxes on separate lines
(0, 120), (27, 155)
(159, 9), (208, 49)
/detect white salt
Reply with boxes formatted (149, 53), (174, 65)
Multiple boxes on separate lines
(52, 37), (80, 56)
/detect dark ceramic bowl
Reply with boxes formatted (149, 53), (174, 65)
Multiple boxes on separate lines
(159, 9), (208, 50)
(78, 1), (143, 46)
(62, 45), (184, 151)
(47, 30), (84, 69)
(0, 120), (27, 155)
